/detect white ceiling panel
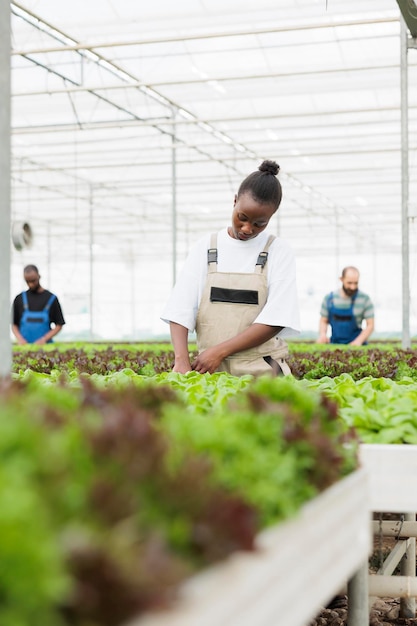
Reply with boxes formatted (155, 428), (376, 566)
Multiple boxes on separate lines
(8, 0), (417, 338)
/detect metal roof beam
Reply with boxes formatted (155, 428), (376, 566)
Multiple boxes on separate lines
(10, 14), (399, 56)
(12, 63), (404, 97)
(11, 105), (412, 134)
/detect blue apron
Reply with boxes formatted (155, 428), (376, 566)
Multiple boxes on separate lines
(20, 291), (56, 343)
(328, 291), (362, 344)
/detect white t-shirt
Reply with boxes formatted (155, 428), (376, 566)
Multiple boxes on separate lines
(161, 227), (300, 339)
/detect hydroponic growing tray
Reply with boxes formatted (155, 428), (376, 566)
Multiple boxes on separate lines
(131, 468), (371, 626)
(359, 444), (417, 513)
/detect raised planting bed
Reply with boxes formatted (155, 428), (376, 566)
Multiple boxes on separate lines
(0, 373), (363, 626)
(359, 444), (417, 513)
(131, 468), (371, 626)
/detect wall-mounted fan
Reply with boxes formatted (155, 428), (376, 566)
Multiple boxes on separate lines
(11, 221), (33, 251)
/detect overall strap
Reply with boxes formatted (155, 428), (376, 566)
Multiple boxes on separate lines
(22, 291), (29, 309)
(44, 293), (57, 311)
(349, 290), (358, 313)
(329, 291), (356, 313)
(207, 233), (218, 274)
(255, 235), (276, 274)
(327, 292), (334, 309)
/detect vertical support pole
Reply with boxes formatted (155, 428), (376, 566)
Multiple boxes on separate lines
(275, 209), (280, 237)
(335, 208), (340, 278)
(130, 246), (136, 338)
(172, 107), (177, 286)
(46, 220), (51, 286)
(400, 15), (410, 349)
(0, 0), (11, 377)
(400, 513), (416, 618)
(89, 187), (94, 339)
(372, 234), (377, 319)
(347, 560), (369, 626)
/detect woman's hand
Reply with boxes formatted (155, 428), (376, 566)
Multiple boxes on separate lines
(191, 347), (224, 374)
(173, 355), (192, 374)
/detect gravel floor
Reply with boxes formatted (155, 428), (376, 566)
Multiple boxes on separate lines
(310, 515), (417, 626)
(310, 595), (417, 626)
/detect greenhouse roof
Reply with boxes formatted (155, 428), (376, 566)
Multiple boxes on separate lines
(8, 0), (417, 338)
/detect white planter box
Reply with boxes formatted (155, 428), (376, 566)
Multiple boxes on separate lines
(129, 468), (370, 626)
(359, 443), (417, 512)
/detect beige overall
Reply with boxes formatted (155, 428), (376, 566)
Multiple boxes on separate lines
(195, 233), (291, 377)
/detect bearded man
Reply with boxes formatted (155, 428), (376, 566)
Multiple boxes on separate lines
(316, 266), (374, 345)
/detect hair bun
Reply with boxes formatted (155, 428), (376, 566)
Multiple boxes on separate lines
(259, 160), (280, 176)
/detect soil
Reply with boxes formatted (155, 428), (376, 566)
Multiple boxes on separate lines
(310, 595), (417, 626)
(309, 514), (417, 626)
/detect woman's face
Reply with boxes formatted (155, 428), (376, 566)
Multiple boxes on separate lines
(229, 192), (277, 241)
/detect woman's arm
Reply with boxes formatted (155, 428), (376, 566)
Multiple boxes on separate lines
(170, 321), (192, 373)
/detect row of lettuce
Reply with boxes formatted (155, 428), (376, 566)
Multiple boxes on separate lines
(0, 371), (356, 626)
(11, 342), (417, 380)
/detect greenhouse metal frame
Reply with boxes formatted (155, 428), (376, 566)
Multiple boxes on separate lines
(1, 0), (417, 371)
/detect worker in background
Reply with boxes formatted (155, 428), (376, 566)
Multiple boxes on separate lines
(11, 264), (65, 344)
(316, 266), (374, 345)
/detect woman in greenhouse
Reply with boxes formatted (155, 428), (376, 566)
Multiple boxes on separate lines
(161, 160), (300, 377)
